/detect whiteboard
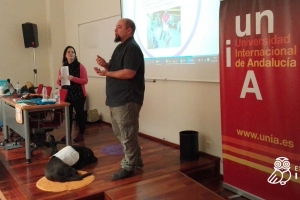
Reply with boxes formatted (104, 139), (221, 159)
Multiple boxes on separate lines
(78, 14), (219, 82)
(78, 15), (121, 77)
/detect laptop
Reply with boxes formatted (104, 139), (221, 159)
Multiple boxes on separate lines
(7, 82), (15, 95)
(0, 79), (15, 96)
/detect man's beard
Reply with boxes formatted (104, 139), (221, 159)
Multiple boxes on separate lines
(114, 35), (121, 42)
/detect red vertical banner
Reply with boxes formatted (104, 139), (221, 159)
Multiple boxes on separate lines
(220, 0), (300, 199)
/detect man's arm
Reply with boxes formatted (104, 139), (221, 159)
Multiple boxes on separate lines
(94, 68), (136, 79)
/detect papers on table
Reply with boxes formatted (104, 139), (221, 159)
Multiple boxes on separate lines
(61, 66), (70, 86)
(15, 104), (23, 123)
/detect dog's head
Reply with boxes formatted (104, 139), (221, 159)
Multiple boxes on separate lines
(70, 145), (98, 169)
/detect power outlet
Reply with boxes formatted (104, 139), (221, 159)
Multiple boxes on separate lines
(206, 141), (211, 149)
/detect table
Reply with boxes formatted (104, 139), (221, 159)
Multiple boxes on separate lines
(1, 96), (70, 163)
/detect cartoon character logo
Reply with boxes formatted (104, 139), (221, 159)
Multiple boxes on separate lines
(267, 157), (291, 185)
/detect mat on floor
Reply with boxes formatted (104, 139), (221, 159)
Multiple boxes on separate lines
(36, 170), (94, 192)
(100, 143), (124, 156)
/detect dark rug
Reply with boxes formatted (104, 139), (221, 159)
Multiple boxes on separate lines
(101, 143), (124, 156)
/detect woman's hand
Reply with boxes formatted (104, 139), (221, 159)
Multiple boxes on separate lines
(67, 75), (74, 81)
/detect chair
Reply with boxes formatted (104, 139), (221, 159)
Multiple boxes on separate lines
(28, 85), (52, 123)
(36, 84), (43, 94)
(35, 85), (51, 98)
(46, 86), (52, 98)
(60, 88), (68, 102)
(29, 88), (68, 155)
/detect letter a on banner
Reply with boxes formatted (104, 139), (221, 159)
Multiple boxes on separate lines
(240, 70), (262, 100)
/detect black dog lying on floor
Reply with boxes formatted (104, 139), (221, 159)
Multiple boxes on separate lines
(45, 145), (98, 182)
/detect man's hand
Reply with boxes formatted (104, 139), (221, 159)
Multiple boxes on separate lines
(94, 67), (107, 76)
(96, 55), (109, 69)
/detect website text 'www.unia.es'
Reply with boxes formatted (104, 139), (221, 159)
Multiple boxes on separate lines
(236, 129), (294, 148)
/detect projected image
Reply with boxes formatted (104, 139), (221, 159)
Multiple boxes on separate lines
(147, 7), (181, 49)
(121, 0), (220, 78)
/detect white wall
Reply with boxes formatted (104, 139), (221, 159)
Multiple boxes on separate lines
(0, 0), (50, 87)
(63, 0), (222, 167)
(46, 0), (66, 88)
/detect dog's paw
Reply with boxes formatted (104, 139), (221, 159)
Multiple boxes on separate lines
(81, 172), (93, 179)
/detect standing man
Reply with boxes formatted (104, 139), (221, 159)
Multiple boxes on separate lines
(94, 18), (145, 180)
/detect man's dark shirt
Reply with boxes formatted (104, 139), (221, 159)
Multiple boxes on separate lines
(106, 36), (145, 107)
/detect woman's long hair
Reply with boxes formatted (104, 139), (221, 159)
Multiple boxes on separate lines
(62, 46), (78, 65)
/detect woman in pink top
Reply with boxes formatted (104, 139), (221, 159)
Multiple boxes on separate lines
(57, 46), (88, 142)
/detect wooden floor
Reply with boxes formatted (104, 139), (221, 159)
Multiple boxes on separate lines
(0, 121), (248, 200)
